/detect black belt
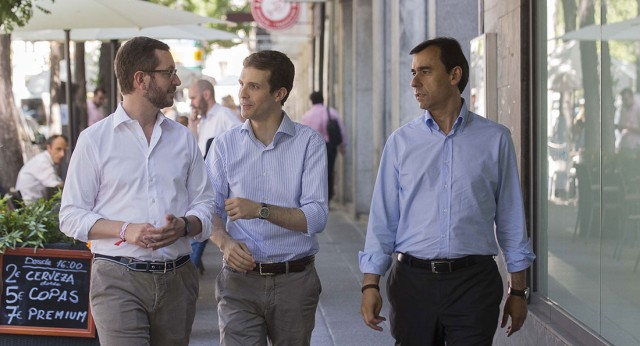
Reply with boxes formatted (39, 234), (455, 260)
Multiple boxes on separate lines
(397, 253), (493, 274)
(250, 255), (315, 276)
(94, 254), (191, 273)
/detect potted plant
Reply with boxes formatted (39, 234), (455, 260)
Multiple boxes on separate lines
(0, 191), (81, 252)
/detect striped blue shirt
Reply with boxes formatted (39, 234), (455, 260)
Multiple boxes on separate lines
(359, 100), (535, 275)
(206, 113), (329, 262)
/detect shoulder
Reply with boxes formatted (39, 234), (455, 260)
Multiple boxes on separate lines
(294, 121), (325, 144)
(215, 123), (243, 143)
(466, 112), (511, 136)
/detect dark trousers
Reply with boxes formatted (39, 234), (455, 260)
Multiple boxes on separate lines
(326, 143), (338, 201)
(387, 258), (503, 346)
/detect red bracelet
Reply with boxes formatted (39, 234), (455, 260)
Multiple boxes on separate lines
(114, 222), (129, 246)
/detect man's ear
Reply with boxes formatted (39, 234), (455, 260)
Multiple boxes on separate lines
(202, 89), (212, 101)
(274, 87), (288, 104)
(450, 66), (462, 87)
(134, 71), (147, 90)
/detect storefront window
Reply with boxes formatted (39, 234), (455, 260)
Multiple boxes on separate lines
(539, 1), (640, 344)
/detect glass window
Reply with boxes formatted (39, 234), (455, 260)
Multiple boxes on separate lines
(539, 1), (640, 345)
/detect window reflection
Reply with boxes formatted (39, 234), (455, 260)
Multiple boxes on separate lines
(543, 1), (640, 345)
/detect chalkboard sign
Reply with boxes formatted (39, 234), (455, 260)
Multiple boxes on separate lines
(0, 248), (95, 338)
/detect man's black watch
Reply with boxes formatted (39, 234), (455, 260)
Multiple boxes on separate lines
(180, 216), (191, 237)
(508, 286), (530, 300)
(259, 203), (270, 219)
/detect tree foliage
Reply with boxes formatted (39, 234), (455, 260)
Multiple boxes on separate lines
(150, 0), (251, 48)
(0, 0), (52, 33)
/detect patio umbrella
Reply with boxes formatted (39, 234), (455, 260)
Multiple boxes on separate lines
(561, 16), (640, 41)
(11, 0), (232, 148)
(12, 24), (240, 42)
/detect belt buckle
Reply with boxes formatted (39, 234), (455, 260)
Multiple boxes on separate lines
(430, 261), (452, 273)
(258, 262), (276, 276)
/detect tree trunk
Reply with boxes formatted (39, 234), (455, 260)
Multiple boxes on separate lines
(74, 41), (87, 134)
(49, 41), (63, 135)
(578, 0), (601, 156)
(98, 41), (120, 114)
(0, 34), (25, 191)
(601, 0), (615, 155)
(562, 0), (578, 32)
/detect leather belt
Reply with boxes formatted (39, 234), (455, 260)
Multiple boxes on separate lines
(94, 253), (191, 273)
(251, 255), (315, 276)
(397, 253), (493, 274)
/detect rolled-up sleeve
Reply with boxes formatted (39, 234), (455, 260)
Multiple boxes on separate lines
(59, 134), (104, 242)
(299, 134), (329, 235)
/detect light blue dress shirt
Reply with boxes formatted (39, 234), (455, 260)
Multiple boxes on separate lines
(359, 100), (535, 275)
(206, 113), (329, 262)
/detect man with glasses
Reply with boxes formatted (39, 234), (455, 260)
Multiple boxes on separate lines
(60, 36), (215, 346)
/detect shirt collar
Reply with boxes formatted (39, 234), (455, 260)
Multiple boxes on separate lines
(423, 98), (469, 134)
(241, 111), (296, 138)
(111, 103), (167, 129)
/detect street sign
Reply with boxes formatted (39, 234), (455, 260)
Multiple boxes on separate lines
(251, 0), (300, 31)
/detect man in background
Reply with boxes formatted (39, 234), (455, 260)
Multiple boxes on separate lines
(301, 91), (347, 203)
(617, 87), (640, 153)
(15, 134), (68, 203)
(187, 79), (242, 273)
(87, 86), (107, 126)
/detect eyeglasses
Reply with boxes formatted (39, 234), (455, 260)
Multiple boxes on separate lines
(143, 68), (178, 79)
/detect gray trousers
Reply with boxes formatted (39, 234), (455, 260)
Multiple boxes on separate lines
(215, 264), (322, 346)
(90, 259), (199, 346)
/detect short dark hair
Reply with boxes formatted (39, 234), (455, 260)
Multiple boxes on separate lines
(621, 87), (634, 98)
(46, 134), (68, 146)
(310, 91), (324, 104)
(94, 86), (107, 95)
(243, 50), (295, 105)
(115, 36), (170, 95)
(410, 37), (469, 93)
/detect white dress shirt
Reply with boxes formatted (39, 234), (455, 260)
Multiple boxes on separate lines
(197, 103), (242, 156)
(59, 104), (215, 261)
(15, 151), (63, 203)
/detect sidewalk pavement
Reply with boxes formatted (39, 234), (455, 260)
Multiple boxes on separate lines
(189, 208), (395, 346)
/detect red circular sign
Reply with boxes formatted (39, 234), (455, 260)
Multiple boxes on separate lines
(251, 0), (300, 31)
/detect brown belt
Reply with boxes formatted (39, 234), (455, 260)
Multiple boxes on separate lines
(251, 255), (315, 276)
(397, 253), (493, 274)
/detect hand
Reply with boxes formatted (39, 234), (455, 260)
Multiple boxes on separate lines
(141, 214), (184, 250)
(121, 222), (157, 248)
(221, 238), (255, 272)
(189, 107), (201, 122)
(501, 295), (528, 336)
(225, 197), (260, 221)
(361, 288), (386, 331)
